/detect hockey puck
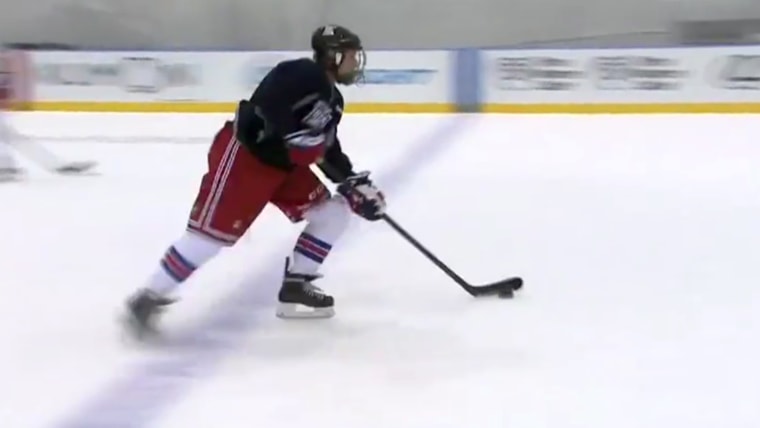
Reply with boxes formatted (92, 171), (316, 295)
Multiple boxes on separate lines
(497, 288), (514, 299)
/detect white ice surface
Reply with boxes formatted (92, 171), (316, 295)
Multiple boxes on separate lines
(1, 113), (759, 428)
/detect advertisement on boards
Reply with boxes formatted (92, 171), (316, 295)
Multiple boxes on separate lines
(481, 46), (760, 110)
(238, 49), (450, 107)
(238, 50), (451, 109)
(492, 55), (583, 91)
(705, 53), (760, 90)
(331, 50), (450, 106)
(482, 49), (691, 106)
(33, 52), (210, 102)
(589, 55), (687, 91)
(30, 50), (452, 111)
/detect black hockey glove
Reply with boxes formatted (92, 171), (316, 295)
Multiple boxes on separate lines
(337, 171), (386, 221)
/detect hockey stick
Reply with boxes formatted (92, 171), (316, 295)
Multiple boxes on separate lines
(378, 212), (522, 298)
(1, 122), (97, 174)
(318, 163), (523, 298)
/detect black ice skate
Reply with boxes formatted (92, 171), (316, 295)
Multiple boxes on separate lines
(123, 289), (175, 339)
(276, 267), (335, 319)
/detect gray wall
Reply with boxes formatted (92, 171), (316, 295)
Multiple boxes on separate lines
(2, 0), (760, 50)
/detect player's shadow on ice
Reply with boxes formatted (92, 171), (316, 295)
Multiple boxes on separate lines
(143, 261), (527, 384)
(239, 316), (527, 381)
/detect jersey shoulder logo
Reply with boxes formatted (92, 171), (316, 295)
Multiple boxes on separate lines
(303, 100), (333, 130)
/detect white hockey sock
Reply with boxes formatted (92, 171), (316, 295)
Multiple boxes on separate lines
(290, 195), (351, 275)
(145, 230), (226, 296)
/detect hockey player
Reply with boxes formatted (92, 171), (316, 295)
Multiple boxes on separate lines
(0, 52), (22, 181)
(124, 24), (386, 336)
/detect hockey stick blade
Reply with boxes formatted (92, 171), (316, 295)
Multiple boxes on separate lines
(2, 126), (97, 174)
(464, 277), (523, 298)
(55, 160), (98, 175)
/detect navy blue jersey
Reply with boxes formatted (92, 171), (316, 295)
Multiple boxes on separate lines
(234, 58), (354, 182)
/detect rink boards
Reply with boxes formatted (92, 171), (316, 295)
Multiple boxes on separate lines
(7, 46), (760, 113)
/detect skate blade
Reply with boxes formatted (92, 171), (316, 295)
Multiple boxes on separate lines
(276, 303), (335, 319)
